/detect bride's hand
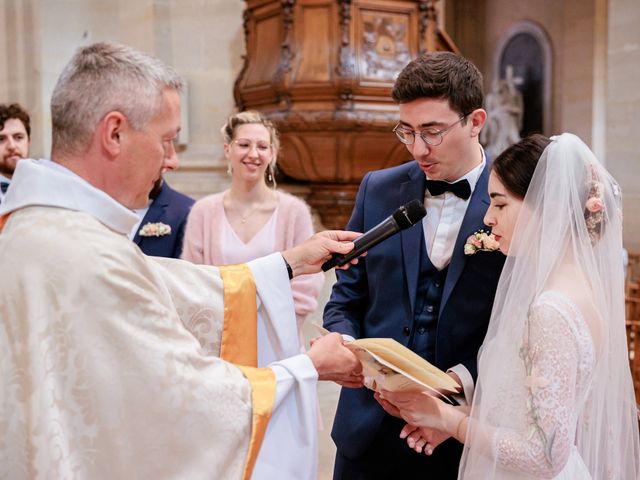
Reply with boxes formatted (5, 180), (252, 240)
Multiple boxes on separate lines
(379, 390), (448, 430)
(400, 424), (450, 455)
(374, 391), (402, 418)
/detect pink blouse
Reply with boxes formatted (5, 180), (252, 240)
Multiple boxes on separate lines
(182, 191), (325, 320)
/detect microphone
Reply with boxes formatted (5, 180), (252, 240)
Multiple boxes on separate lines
(321, 199), (426, 271)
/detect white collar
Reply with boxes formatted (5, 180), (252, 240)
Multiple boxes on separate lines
(0, 159), (138, 234)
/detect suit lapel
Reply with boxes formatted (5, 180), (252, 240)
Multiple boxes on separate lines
(133, 183), (169, 245)
(440, 164), (491, 311)
(400, 163), (427, 316)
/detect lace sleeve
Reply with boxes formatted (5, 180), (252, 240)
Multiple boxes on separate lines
(491, 301), (583, 477)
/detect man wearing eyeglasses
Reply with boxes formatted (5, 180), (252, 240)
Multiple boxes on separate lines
(324, 52), (506, 479)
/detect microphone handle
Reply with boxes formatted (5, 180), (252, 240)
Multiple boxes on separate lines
(321, 216), (399, 271)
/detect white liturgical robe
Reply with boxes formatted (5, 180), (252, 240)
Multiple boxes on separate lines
(0, 160), (318, 479)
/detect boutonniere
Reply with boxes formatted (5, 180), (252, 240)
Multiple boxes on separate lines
(138, 222), (172, 237)
(464, 229), (499, 255)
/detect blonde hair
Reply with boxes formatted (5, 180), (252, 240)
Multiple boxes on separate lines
(222, 111), (280, 187)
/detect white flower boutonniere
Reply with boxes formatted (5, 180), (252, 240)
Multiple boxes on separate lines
(464, 229), (500, 255)
(139, 222), (172, 237)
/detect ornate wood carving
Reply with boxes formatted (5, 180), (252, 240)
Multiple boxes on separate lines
(361, 13), (411, 81)
(236, 0), (457, 228)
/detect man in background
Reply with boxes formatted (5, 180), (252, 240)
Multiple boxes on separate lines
(130, 173), (194, 258)
(0, 103), (30, 203)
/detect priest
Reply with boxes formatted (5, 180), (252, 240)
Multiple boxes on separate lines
(0, 42), (362, 480)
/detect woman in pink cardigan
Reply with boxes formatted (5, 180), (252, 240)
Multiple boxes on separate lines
(182, 111), (324, 347)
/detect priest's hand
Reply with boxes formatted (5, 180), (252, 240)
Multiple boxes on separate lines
(306, 332), (363, 382)
(281, 230), (360, 277)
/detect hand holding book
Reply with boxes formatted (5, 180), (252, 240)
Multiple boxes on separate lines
(313, 325), (460, 401)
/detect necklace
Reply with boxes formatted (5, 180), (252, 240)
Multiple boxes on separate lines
(226, 189), (275, 224)
(240, 204), (259, 223)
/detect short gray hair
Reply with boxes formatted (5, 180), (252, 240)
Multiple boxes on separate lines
(51, 42), (184, 154)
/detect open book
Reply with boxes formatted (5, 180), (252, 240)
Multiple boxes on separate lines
(315, 326), (460, 401)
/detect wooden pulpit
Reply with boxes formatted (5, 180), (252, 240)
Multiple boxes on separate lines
(235, 0), (458, 228)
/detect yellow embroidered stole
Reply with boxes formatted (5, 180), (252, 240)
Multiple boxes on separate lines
(0, 213), (10, 233)
(219, 265), (275, 479)
(219, 264), (258, 367)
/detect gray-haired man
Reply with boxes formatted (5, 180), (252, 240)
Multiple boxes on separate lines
(0, 42), (360, 480)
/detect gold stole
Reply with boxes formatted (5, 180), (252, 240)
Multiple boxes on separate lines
(0, 213), (9, 232)
(219, 264), (276, 480)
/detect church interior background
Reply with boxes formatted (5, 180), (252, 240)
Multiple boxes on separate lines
(1, 0), (638, 477)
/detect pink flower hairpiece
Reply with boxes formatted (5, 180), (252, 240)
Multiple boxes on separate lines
(584, 166), (605, 244)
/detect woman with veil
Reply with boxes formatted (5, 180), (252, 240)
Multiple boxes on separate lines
(379, 133), (640, 478)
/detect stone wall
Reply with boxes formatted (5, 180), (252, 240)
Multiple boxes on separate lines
(0, 0), (244, 199)
(606, 0), (640, 250)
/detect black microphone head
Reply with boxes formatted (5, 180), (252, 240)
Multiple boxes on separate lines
(392, 199), (426, 229)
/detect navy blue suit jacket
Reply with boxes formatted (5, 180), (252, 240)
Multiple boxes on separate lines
(324, 160), (504, 460)
(133, 181), (194, 259)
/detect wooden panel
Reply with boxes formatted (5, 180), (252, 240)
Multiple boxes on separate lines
(295, 5), (333, 83)
(244, 13), (281, 88)
(626, 295), (640, 403)
(280, 134), (338, 181)
(350, 134), (411, 178)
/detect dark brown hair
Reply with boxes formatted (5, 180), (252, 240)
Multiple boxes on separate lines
(391, 52), (484, 116)
(0, 103), (31, 137)
(492, 134), (552, 199)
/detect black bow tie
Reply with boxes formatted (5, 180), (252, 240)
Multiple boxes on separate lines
(0, 182), (9, 194)
(425, 179), (471, 200)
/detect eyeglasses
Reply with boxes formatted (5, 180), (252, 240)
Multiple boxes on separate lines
(393, 114), (469, 147)
(231, 139), (272, 153)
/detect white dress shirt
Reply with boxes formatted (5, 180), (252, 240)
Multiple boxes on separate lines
(423, 152), (486, 270)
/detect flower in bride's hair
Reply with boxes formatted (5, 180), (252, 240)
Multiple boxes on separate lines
(584, 167), (606, 244)
(585, 197), (604, 213)
(464, 229), (500, 255)
(139, 222), (172, 237)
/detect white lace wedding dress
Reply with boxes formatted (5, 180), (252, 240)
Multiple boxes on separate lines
(483, 291), (594, 479)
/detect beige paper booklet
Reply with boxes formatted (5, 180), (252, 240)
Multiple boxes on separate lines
(314, 325), (460, 401)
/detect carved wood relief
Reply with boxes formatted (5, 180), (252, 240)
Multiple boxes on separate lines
(360, 13), (411, 82)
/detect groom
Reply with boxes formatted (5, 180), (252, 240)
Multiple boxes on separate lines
(324, 52), (506, 479)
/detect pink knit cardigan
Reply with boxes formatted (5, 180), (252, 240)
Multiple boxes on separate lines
(181, 190), (325, 318)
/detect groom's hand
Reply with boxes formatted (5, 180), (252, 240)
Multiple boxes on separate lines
(281, 230), (360, 277)
(306, 332), (363, 382)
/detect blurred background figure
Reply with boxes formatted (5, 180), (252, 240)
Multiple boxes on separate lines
(480, 66), (523, 159)
(0, 103), (30, 204)
(182, 110), (324, 348)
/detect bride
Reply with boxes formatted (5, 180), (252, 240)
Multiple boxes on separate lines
(379, 133), (640, 478)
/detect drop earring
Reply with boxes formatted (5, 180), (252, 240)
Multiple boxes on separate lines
(267, 162), (275, 185)
(227, 163), (232, 176)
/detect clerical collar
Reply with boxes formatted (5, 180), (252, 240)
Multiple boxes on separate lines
(0, 159), (138, 235)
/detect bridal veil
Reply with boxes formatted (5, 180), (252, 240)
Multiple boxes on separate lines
(459, 133), (640, 479)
